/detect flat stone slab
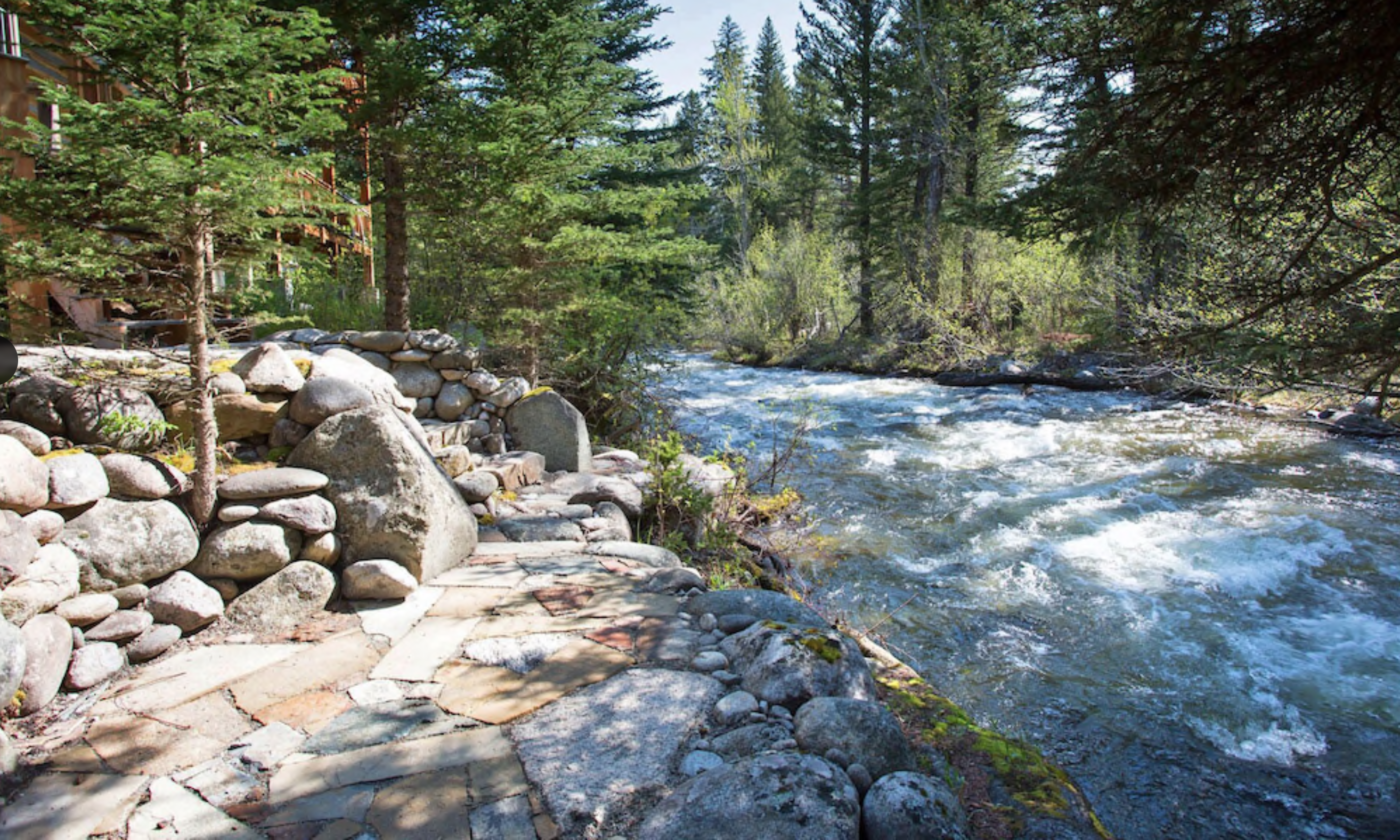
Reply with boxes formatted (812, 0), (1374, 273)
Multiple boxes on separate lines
(353, 585), (442, 642)
(430, 562), (528, 588)
(368, 768), (472, 840)
(470, 794), (537, 840)
(473, 541), (586, 559)
(269, 726), (514, 804)
(426, 587), (508, 617)
(263, 784), (377, 827)
(302, 700), (451, 755)
(87, 692), (251, 776)
(250, 690), (353, 734)
(436, 639), (632, 724)
(513, 553), (608, 577)
(511, 668), (723, 837)
(370, 616), (480, 682)
(0, 773), (149, 840)
(128, 777), (263, 839)
(228, 630), (380, 715)
(468, 614), (604, 639)
(106, 643), (299, 713)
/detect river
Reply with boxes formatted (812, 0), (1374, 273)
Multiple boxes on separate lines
(658, 353), (1400, 839)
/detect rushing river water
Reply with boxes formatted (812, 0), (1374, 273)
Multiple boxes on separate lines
(658, 353), (1400, 839)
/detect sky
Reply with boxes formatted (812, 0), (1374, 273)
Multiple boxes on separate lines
(644, 2), (805, 101)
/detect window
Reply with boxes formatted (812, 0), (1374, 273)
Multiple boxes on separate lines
(1, 11), (20, 59)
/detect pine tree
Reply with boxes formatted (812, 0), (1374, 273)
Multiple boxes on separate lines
(0, 0), (342, 524)
(751, 18), (800, 230)
(798, 0), (893, 337)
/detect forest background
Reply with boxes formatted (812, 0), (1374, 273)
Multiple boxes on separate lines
(3, 0), (1398, 447)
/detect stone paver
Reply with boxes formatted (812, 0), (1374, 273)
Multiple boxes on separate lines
(470, 794), (537, 840)
(251, 689), (353, 733)
(370, 615), (480, 682)
(425, 586), (507, 616)
(437, 638), (632, 724)
(347, 678), (403, 706)
(269, 726), (514, 803)
(431, 562), (528, 588)
(353, 584), (442, 642)
(228, 630), (380, 715)
(368, 768), (472, 840)
(106, 643), (300, 713)
(127, 777), (264, 839)
(87, 693), (251, 776)
(263, 785), (377, 827)
(0, 772), (149, 840)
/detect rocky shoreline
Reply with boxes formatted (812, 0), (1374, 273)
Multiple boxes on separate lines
(0, 332), (1109, 839)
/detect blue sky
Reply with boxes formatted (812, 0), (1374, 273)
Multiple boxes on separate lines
(644, 2), (804, 100)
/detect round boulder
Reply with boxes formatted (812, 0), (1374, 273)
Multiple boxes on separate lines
(65, 641), (124, 690)
(391, 363), (444, 399)
(232, 343), (306, 395)
(862, 771), (969, 840)
(61, 499), (198, 589)
(349, 330), (407, 354)
(100, 453), (186, 500)
(45, 452), (110, 510)
(289, 377), (375, 427)
(18, 612), (72, 715)
(0, 614), (26, 709)
(794, 697), (916, 781)
(453, 471), (499, 504)
(0, 435), (50, 513)
(1, 510), (40, 584)
(0, 420), (52, 456)
(639, 753), (860, 840)
(147, 571), (225, 632)
(56, 385), (165, 450)
(186, 521), (302, 582)
(258, 494), (337, 535)
(718, 621), (877, 711)
(341, 560), (418, 600)
(298, 532), (341, 566)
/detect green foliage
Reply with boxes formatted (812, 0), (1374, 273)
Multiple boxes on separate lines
(97, 412), (179, 450)
(250, 314), (315, 339)
(640, 432), (714, 548)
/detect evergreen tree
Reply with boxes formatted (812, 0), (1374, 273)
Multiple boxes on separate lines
(0, 0), (341, 524)
(701, 18), (762, 269)
(798, 0), (893, 338)
(751, 18), (800, 229)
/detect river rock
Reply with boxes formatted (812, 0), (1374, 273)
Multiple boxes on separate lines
(187, 521), (302, 581)
(711, 723), (792, 759)
(18, 613), (71, 715)
(584, 541), (681, 568)
(288, 406), (477, 581)
(0, 544), (81, 624)
(505, 389), (591, 472)
(689, 589), (827, 629)
(55, 593), (119, 626)
(434, 382), (472, 422)
(0, 420), (52, 455)
(0, 435), (50, 513)
(45, 452), (109, 509)
(414, 396), (434, 418)
(484, 376), (529, 410)
(715, 690), (759, 725)
(8, 393), (66, 436)
(349, 330), (407, 353)
(258, 494), (337, 534)
(147, 571), (225, 632)
(126, 623), (183, 663)
(206, 578), (240, 602)
(210, 371), (246, 395)
(62, 499), (198, 589)
(21, 510), (62, 546)
(217, 504), (258, 523)
(84, 609), (153, 643)
(409, 329), (456, 353)
(0, 614), (26, 709)
(638, 753), (860, 840)
(680, 750), (725, 777)
(862, 771), (969, 840)
(498, 516), (583, 543)
(719, 621), (876, 710)
(100, 453), (186, 499)
(308, 349), (416, 414)
(221, 561), (335, 634)
(794, 697), (916, 780)
(56, 384), (165, 450)
(0, 510), (40, 584)
(465, 370), (499, 396)
(391, 363), (444, 399)
(167, 393), (289, 442)
(431, 347), (478, 370)
(218, 467), (328, 501)
(565, 476), (641, 519)
(232, 343), (305, 394)
(435, 445), (475, 478)
(646, 567), (707, 594)
(289, 376), (375, 427)
(581, 502), (631, 542)
(341, 560), (418, 600)
(390, 348), (433, 363)
(111, 584), (149, 608)
(65, 641), (124, 690)
(269, 418), (310, 449)
(298, 532), (341, 566)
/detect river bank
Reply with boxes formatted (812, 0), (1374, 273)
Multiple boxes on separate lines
(659, 353), (1400, 840)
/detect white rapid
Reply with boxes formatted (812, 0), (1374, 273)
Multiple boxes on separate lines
(658, 353), (1400, 839)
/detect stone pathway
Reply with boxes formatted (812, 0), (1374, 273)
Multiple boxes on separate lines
(1, 538), (719, 840)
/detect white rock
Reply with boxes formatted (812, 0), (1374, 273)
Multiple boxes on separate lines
(342, 560), (418, 601)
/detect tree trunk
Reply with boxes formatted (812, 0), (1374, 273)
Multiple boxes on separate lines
(857, 1), (876, 339)
(184, 235), (218, 526)
(382, 145), (410, 331)
(961, 78), (981, 307)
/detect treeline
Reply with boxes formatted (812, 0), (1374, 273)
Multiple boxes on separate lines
(675, 1), (1400, 409)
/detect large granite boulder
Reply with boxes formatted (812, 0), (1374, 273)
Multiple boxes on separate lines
(288, 406), (477, 581)
(719, 621), (877, 711)
(186, 521), (302, 582)
(289, 377), (375, 427)
(0, 544), (80, 624)
(505, 389), (591, 473)
(0, 510), (40, 585)
(638, 753), (860, 840)
(0, 435), (50, 513)
(222, 562), (335, 634)
(794, 697), (916, 780)
(62, 499), (199, 590)
(862, 772), (969, 840)
(56, 384), (165, 450)
(308, 349), (416, 414)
